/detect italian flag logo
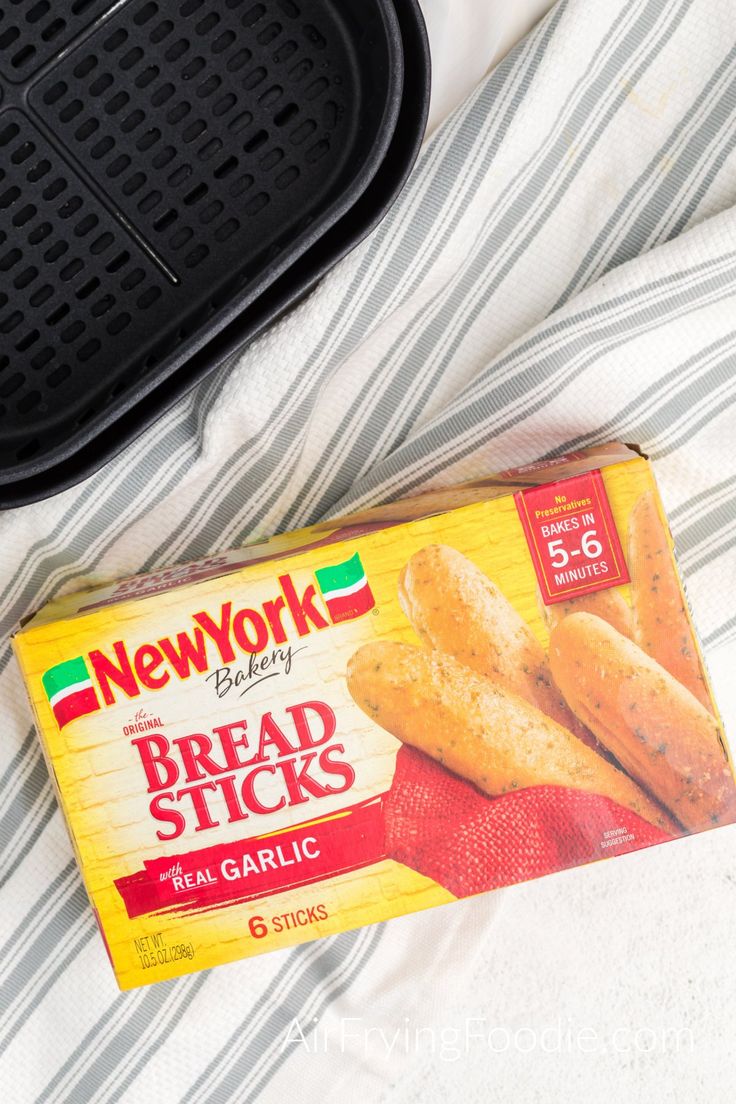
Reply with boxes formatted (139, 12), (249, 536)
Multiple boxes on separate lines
(42, 656), (101, 730)
(315, 553), (375, 624)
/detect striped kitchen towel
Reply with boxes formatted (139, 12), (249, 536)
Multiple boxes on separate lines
(2, 1), (736, 1101)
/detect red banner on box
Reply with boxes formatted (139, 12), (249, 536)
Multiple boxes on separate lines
(114, 797), (386, 919)
(515, 470), (629, 605)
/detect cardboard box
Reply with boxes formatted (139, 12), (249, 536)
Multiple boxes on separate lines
(13, 443), (736, 989)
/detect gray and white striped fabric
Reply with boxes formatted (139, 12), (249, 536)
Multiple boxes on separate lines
(2, 1), (736, 1100)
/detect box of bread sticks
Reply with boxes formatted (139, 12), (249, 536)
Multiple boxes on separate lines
(13, 442), (736, 989)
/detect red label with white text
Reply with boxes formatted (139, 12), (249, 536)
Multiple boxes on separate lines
(515, 470), (629, 605)
(114, 798), (386, 919)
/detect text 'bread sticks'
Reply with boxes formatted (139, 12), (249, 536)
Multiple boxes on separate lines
(629, 490), (711, 709)
(346, 639), (677, 833)
(398, 544), (596, 747)
(549, 613), (736, 832)
(542, 588), (633, 639)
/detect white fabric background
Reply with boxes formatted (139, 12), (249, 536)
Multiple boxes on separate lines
(423, 0), (556, 132)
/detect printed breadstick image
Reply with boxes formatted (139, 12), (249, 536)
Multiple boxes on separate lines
(542, 588), (633, 639)
(398, 544), (595, 747)
(549, 613), (736, 833)
(629, 490), (711, 709)
(347, 640), (676, 833)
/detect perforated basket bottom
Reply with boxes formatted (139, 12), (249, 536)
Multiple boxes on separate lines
(0, 0), (401, 478)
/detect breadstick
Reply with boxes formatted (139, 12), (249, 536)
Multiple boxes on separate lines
(542, 589), (632, 639)
(347, 640), (676, 833)
(629, 490), (711, 709)
(549, 613), (736, 832)
(398, 544), (595, 746)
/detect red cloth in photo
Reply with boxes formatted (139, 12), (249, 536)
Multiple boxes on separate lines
(384, 746), (673, 898)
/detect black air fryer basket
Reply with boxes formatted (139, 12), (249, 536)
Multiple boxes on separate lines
(0, 0), (430, 506)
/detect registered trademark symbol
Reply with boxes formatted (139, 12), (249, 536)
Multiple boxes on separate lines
(372, 608), (380, 616)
